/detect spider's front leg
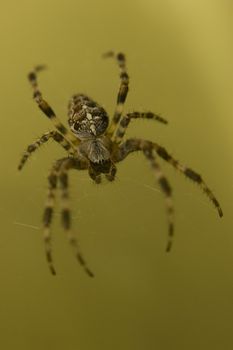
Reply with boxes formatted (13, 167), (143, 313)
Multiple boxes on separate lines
(113, 138), (223, 250)
(114, 138), (223, 217)
(42, 157), (93, 276)
(43, 159), (63, 275)
(88, 166), (102, 184)
(18, 131), (75, 170)
(113, 139), (174, 251)
(58, 158), (94, 277)
(143, 148), (174, 251)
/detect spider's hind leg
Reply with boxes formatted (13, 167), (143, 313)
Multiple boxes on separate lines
(103, 51), (129, 137)
(28, 66), (78, 145)
(114, 112), (168, 144)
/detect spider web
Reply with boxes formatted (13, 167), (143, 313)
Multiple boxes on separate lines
(13, 170), (211, 232)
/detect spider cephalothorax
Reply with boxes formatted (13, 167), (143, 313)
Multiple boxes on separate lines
(19, 51), (223, 276)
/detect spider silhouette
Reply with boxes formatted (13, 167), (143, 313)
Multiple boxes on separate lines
(18, 52), (223, 276)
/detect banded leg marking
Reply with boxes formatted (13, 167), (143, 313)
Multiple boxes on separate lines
(103, 51), (129, 137)
(18, 131), (75, 170)
(59, 159), (94, 277)
(114, 111), (168, 143)
(114, 138), (223, 217)
(28, 66), (79, 145)
(143, 148), (174, 251)
(153, 143), (223, 217)
(43, 165), (60, 275)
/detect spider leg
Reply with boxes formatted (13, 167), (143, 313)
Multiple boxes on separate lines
(143, 148), (174, 251)
(152, 142), (223, 218)
(114, 112), (168, 143)
(103, 51), (129, 137)
(114, 138), (223, 217)
(58, 158), (94, 277)
(28, 66), (78, 145)
(18, 131), (75, 170)
(43, 160), (62, 275)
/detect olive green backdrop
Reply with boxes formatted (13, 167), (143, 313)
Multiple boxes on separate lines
(0, 0), (232, 349)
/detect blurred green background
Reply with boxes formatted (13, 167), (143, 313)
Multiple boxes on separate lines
(0, 0), (232, 349)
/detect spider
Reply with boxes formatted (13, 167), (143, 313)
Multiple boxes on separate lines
(18, 52), (223, 276)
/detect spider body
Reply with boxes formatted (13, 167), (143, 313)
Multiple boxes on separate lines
(68, 94), (109, 139)
(67, 94), (117, 181)
(19, 52), (223, 276)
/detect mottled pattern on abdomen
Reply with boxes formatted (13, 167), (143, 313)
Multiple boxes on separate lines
(68, 94), (106, 119)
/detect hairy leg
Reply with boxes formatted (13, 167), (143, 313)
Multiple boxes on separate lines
(18, 131), (75, 170)
(43, 159), (65, 275)
(28, 66), (78, 145)
(143, 148), (174, 251)
(58, 158), (94, 277)
(114, 111), (168, 143)
(103, 51), (129, 137)
(114, 138), (223, 217)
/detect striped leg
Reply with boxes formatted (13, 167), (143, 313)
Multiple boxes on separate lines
(103, 51), (129, 137)
(114, 138), (223, 218)
(28, 66), (79, 145)
(114, 112), (168, 143)
(43, 161), (62, 275)
(58, 158), (94, 277)
(18, 131), (75, 170)
(143, 148), (174, 251)
(152, 143), (223, 217)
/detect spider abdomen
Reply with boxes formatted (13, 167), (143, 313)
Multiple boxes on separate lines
(68, 94), (99, 116)
(68, 94), (109, 139)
